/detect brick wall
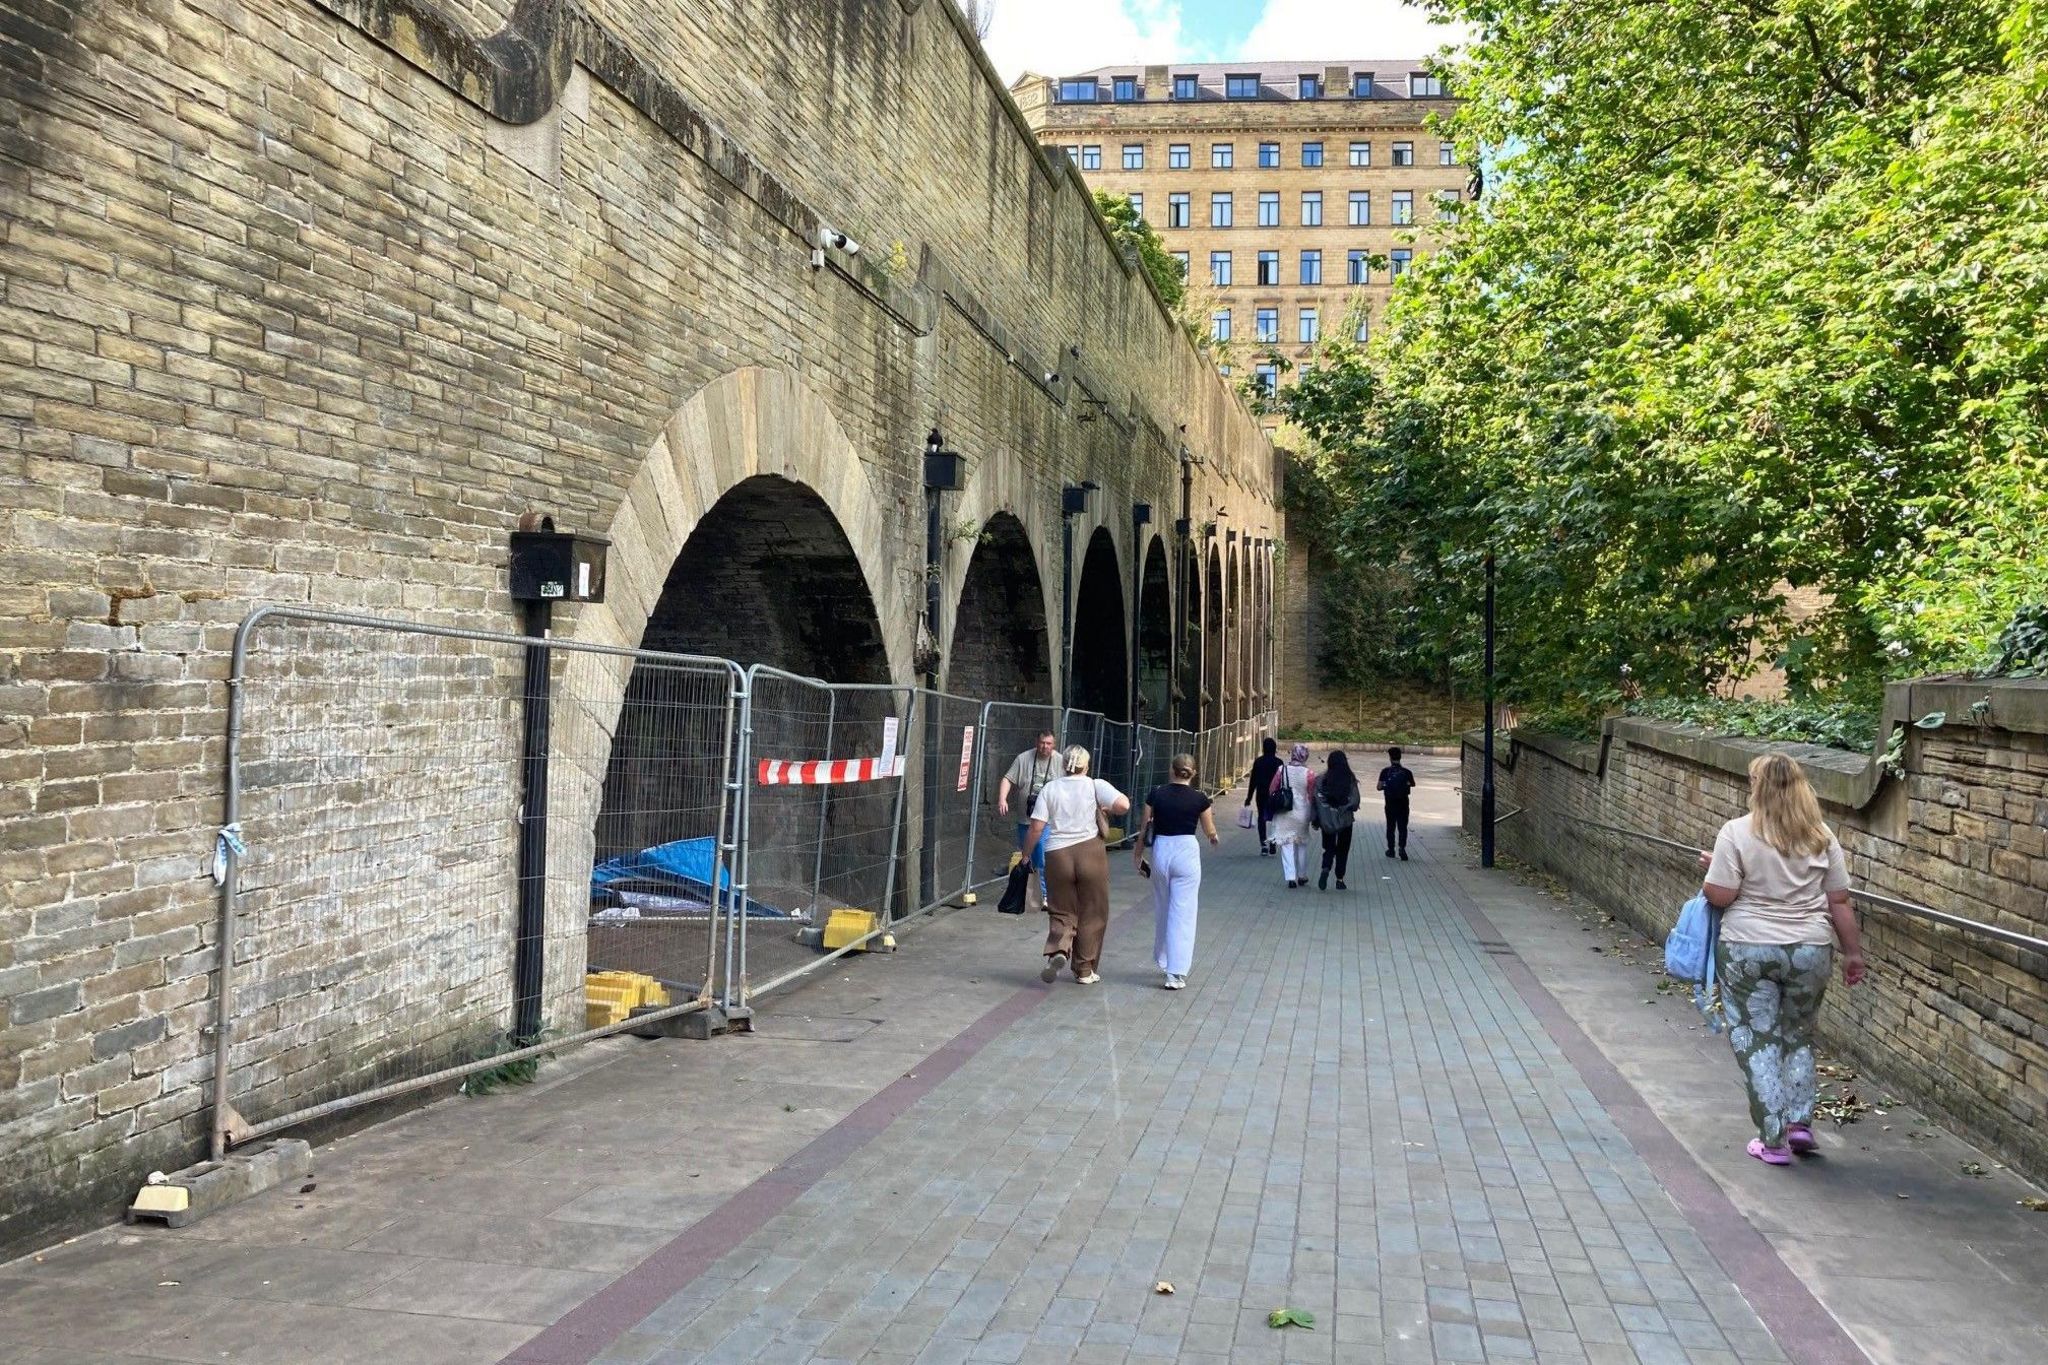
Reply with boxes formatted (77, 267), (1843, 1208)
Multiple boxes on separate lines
(0, 0), (1280, 1252)
(1463, 679), (2048, 1180)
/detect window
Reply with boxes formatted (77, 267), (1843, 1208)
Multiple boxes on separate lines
(1226, 73), (1260, 99)
(1255, 308), (1279, 343)
(1410, 73), (1445, 98)
(1113, 76), (1137, 102)
(1210, 251), (1231, 287)
(1392, 190), (1413, 225)
(1300, 249), (1322, 284)
(1439, 141), (1456, 166)
(1080, 145), (1101, 171)
(1168, 142), (1191, 169)
(1348, 190), (1370, 226)
(1170, 250), (1190, 276)
(1210, 191), (1233, 228)
(1392, 140), (1414, 167)
(1256, 250), (1279, 286)
(1390, 248), (1412, 278)
(1211, 142), (1234, 169)
(1258, 191), (1280, 227)
(1212, 309), (1232, 342)
(1298, 308), (1320, 343)
(1129, 193), (1144, 222)
(1167, 192), (1190, 228)
(1173, 73), (1198, 100)
(1353, 72), (1373, 98)
(1059, 78), (1098, 102)
(1218, 363), (1231, 377)
(1301, 141), (1324, 167)
(1258, 141), (1281, 168)
(1436, 190), (1459, 223)
(1347, 249), (1369, 285)
(1298, 75), (1321, 99)
(1122, 144), (1144, 170)
(1355, 315), (1370, 342)
(1061, 144), (1079, 162)
(1300, 191), (1323, 227)
(1349, 141), (1371, 167)
(1254, 362), (1278, 396)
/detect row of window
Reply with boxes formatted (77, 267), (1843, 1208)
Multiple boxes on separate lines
(1059, 72), (1445, 102)
(1210, 307), (1368, 345)
(1176, 247), (1414, 288)
(1136, 188), (1451, 229)
(1065, 140), (1453, 171)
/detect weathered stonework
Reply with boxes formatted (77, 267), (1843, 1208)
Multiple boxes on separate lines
(1464, 679), (2048, 1181)
(0, 0), (1278, 1253)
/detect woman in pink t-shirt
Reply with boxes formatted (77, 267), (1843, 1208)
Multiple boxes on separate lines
(1700, 754), (1869, 1166)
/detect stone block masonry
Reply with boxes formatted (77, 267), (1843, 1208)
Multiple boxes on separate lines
(1464, 678), (2048, 1182)
(0, 0), (1279, 1255)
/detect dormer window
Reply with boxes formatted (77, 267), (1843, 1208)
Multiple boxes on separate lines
(1173, 73), (1198, 100)
(1409, 73), (1445, 97)
(1353, 72), (1373, 97)
(1059, 78), (1099, 102)
(1226, 73), (1260, 99)
(1298, 75), (1321, 99)
(1113, 76), (1137, 102)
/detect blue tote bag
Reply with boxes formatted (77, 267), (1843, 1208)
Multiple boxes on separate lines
(1664, 893), (1725, 1032)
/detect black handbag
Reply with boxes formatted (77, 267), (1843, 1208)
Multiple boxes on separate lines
(1268, 768), (1295, 815)
(996, 859), (1031, 914)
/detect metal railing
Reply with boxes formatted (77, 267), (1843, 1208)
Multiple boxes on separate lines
(1570, 816), (2048, 958)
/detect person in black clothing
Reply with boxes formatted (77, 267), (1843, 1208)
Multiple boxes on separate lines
(1244, 737), (1282, 854)
(1136, 753), (1220, 989)
(1377, 746), (1416, 859)
(1314, 751), (1361, 890)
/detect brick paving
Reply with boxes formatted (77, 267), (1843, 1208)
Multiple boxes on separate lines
(575, 810), (1789, 1365)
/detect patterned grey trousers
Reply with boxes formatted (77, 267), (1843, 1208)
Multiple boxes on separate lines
(1716, 941), (1833, 1147)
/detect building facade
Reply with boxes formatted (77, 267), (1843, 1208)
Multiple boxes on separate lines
(1014, 62), (1464, 402)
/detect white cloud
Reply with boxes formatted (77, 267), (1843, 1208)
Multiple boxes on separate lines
(1239, 0), (1470, 62)
(981, 0), (1191, 83)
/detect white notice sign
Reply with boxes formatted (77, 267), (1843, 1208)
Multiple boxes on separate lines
(957, 725), (976, 792)
(880, 715), (899, 770)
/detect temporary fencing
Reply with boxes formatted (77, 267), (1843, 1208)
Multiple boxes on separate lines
(210, 606), (1278, 1153)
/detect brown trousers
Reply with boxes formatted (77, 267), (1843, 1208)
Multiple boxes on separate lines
(1042, 837), (1111, 977)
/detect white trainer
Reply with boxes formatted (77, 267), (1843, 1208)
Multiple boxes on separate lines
(1041, 951), (1068, 983)
(1076, 971), (1102, 985)
(1163, 974), (1185, 990)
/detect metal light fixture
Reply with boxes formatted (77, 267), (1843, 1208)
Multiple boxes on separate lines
(923, 429), (965, 491)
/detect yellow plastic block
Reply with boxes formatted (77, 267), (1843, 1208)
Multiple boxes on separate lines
(585, 970), (670, 1014)
(822, 908), (880, 951)
(129, 1184), (190, 1216)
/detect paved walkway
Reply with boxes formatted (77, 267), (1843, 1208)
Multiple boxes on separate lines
(5, 759), (2046, 1365)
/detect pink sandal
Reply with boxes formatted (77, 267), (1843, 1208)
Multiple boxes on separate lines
(1785, 1124), (1819, 1154)
(1747, 1138), (1793, 1167)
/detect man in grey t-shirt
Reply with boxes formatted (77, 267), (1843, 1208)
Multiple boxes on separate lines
(998, 731), (1059, 890)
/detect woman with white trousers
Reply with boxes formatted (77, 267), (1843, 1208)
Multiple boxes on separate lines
(1267, 743), (1315, 888)
(1136, 752), (1221, 989)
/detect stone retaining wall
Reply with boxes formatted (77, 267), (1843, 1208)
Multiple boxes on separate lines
(1463, 679), (2048, 1179)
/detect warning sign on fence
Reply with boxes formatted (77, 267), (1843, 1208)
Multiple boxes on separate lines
(957, 725), (975, 792)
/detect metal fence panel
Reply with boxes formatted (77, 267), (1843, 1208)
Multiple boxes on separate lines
(974, 701), (1061, 887)
(916, 689), (985, 907)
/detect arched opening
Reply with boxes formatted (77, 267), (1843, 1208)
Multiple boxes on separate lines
(594, 475), (895, 978)
(1071, 527), (1129, 722)
(1203, 544), (1224, 729)
(1136, 538), (1172, 729)
(949, 512), (1053, 705)
(1227, 542), (1245, 724)
(1179, 549), (1203, 732)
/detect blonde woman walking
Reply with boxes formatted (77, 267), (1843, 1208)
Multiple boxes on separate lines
(1136, 753), (1220, 989)
(1024, 745), (1130, 985)
(1701, 753), (1868, 1166)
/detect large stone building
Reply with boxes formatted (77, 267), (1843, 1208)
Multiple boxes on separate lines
(1013, 61), (1464, 402)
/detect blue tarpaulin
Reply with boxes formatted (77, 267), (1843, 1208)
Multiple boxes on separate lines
(589, 837), (794, 919)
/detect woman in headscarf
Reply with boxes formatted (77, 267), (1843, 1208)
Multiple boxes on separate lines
(1024, 745), (1131, 985)
(1267, 742), (1315, 889)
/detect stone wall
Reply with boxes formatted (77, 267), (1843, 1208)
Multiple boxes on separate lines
(1464, 679), (2048, 1180)
(0, 0), (1279, 1252)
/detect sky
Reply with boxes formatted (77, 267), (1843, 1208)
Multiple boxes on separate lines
(979, 0), (1471, 83)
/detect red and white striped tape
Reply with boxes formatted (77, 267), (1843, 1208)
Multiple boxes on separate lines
(755, 755), (908, 785)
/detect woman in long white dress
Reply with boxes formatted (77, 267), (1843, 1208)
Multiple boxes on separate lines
(1267, 743), (1315, 889)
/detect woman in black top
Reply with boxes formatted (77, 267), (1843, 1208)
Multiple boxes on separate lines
(1315, 751), (1361, 890)
(1244, 737), (1282, 854)
(1137, 753), (1220, 989)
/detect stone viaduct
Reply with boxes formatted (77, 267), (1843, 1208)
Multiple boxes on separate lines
(0, 0), (1280, 1250)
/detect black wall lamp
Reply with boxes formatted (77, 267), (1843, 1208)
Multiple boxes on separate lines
(923, 429), (965, 491)
(1061, 481), (1099, 515)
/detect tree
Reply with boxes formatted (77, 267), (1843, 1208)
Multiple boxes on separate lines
(1284, 0), (2048, 711)
(1093, 191), (1186, 312)
(960, 0), (996, 40)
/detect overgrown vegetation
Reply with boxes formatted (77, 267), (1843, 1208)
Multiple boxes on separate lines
(1279, 0), (2048, 750)
(1094, 190), (1186, 312)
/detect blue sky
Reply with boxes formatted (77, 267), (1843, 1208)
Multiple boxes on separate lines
(981, 0), (1469, 83)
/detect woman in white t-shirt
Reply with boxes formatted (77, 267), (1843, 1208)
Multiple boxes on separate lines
(1700, 753), (1868, 1167)
(1024, 745), (1131, 985)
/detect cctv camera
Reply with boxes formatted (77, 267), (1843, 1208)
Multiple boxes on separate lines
(810, 225), (861, 269)
(1044, 371), (1061, 385)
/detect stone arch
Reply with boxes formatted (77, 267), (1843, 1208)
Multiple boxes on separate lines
(1136, 535), (1172, 729)
(1179, 544), (1203, 732)
(949, 511), (1053, 705)
(1072, 525), (1129, 722)
(1203, 541), (1225, 729)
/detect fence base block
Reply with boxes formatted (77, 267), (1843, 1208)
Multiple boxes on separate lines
(677, 1006), (742, 1040)
(125, 1140), (312, 1230)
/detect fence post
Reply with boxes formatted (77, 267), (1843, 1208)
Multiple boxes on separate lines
(882, 687), (917, 921)
(512, 599), (552, 1044)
